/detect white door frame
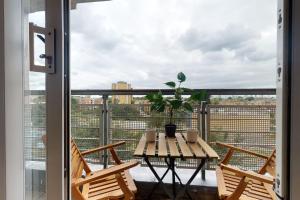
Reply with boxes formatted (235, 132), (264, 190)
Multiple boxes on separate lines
(289, 0), (300, 199)
(1, 0), (300, 199)
(277, 0), (300, 199)
(45, 0), (66, 199)
(0, 0), (6, 199)
(0, 0), (67, 199)
(0, 0), (24, 199)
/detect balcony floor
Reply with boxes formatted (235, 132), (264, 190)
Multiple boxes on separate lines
(132, 166), (218, 200)
(26, 162), (219, 199)
(135, 181), (218, 200)
(26, 182), (218, 200)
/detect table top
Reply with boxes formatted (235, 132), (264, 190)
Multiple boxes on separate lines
(134, 132), (219, 160)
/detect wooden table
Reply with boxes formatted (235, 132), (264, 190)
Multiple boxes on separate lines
(134, 132), (219, 200)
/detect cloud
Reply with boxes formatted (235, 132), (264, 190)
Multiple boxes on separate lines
(180, 25), (258, 52)
(179, 24), (276, 64)
(66, 0), (277, 89)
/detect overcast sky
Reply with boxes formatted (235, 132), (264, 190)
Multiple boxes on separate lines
(30, 0), (277, 90)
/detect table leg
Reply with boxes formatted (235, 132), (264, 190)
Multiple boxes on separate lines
(185, 191), (193, 200)
(144, 157), (172, 199)
(201, 163), (206, 180)
(175, 171), (183, 186)
(165, 158), (183, 186)
(170, 158), (176, 198)
(147, 165), (170, 198)
(175, 159), (206, 200)
(161, 166), (170, 181)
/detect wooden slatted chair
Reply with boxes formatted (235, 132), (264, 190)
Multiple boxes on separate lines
(71, 139), (139, 200)
(215, 142), (276, 200)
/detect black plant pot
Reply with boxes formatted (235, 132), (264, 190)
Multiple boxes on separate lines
(165, 124), (176, 137)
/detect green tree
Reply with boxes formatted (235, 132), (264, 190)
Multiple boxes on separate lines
(111, 105), (140, 120)
(245, 96), (255, 101)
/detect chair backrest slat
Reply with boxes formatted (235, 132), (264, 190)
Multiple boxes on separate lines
(259, 150), (276, 177)
(71, 140), (91, 179)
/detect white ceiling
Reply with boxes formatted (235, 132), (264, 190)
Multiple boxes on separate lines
(29, 0), (111, 13)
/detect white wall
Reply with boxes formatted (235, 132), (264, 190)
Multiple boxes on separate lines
(1, 0), (24, 199)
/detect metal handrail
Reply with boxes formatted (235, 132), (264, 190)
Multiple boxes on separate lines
(28, 88), (276, 96)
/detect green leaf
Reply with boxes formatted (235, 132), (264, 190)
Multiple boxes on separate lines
(174, 88), (183, 100)
(157, 103), (165, 112)
(165, 81), (176, 88)
(190, 92), (201, 101)
(203, 90), (208, 100)
(169, 99), (182, 109)
(153, 92), (163, 101)
(177, 72), (186, 83)
(151, 102), (165, 112)
(190, 90), (207, 102)
(183, 102), (193, 112)
(150, 104), (157, 111)
(145, 93), (155, 101)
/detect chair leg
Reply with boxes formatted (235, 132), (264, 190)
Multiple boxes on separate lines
(72, 186), (86, 200)
(115, 173), (135, 200)
(227, 177), (249, 200)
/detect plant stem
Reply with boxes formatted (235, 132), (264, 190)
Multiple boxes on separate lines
(170, 108), (173, 124)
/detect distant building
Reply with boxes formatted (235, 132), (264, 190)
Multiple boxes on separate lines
(94, 98), (103, 104)
(211, 97), (276, 106)
(133, 97), (149, 105)
(112, 81), (133, 104)
(78, 96), (103, 104)
(79, 96), (93, 104)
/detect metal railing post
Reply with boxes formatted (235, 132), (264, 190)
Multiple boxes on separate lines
(197, 104), (201, 133)
(201, 101), (207, 180)
(102, 95), (109, 168)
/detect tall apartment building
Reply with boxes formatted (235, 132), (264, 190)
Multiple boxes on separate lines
(112, 81), (133, 104)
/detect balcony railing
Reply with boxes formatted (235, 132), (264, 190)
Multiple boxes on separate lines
(24, 88), (276, 171)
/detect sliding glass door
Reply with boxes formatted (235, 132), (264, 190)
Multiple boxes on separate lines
(23, 0), (68, 199)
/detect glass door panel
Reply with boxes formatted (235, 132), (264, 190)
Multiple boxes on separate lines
(24, 1), (47, 199)
(24, 0), (67, 199)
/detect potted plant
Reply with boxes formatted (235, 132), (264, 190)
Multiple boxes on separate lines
(145, 72), (207, 137)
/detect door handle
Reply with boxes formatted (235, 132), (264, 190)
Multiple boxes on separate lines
(29, 23), (56, 74)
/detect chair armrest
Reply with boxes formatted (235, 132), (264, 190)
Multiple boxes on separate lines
(220, 164), (274, 185)
(216, 142), (269, 159)
(81, 141), (126, 156)
(72, 160), (139, 186)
